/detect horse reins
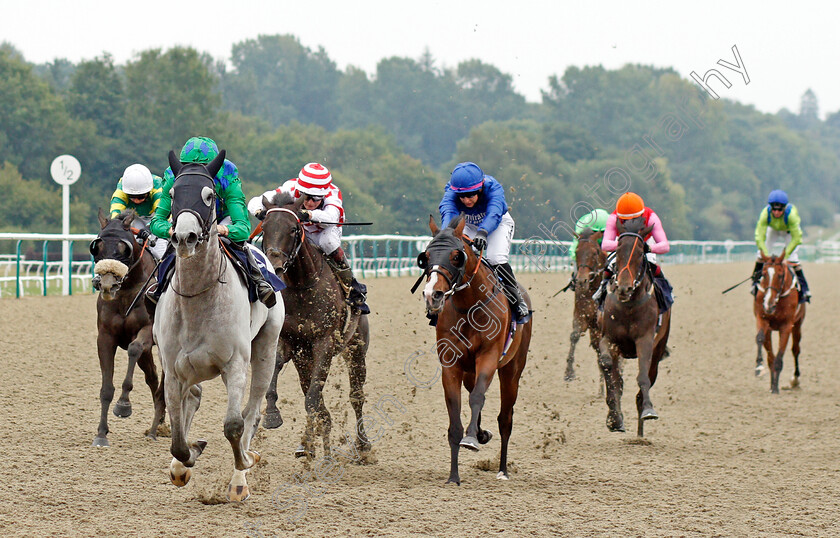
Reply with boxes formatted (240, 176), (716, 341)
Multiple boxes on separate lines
(616, 232), (649, 293)
(757, 262), (796, 304)
(170, 245), (228, 298)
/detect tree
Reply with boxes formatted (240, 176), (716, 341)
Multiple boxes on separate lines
(66, 54), (126, 138)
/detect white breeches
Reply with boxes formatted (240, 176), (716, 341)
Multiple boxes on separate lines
(758, 228), (799, 263)
(463, 212), (515, 265)
(304, 225), (343, 255)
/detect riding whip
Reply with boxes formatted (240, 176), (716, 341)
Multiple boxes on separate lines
(721, 275), (753, 294)
(552, 280), (574, 297)
(125, 247), (168, 316)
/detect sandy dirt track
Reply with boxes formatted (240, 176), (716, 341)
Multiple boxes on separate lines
(0, 262), (838, 537)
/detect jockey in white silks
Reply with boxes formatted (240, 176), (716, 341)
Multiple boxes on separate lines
(248, 162), (369, 314)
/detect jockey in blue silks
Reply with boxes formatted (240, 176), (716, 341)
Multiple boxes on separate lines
(439, 162), (531, 323)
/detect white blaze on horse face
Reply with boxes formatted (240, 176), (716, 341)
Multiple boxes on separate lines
(763, 266), (776, 311)
(423, 267), (440, 305)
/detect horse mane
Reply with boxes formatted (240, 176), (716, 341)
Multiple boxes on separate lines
(268, 191), (296, 207)
(579, 227), (597, 240)
(620, 216), (646, 235)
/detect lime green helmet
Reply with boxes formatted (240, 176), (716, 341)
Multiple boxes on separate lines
(179, 136), (219, 163)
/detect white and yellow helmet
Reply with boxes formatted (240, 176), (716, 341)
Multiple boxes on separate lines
(121, 164), (154, 195)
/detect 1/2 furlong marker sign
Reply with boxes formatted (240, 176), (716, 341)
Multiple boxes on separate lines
(50, 155), (81, 295)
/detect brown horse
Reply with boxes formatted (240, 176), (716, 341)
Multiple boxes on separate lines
(260, 192), (371, 459)
(597, 217), (671, 437)
(754, 254), (806, 393)
(89, 210), (165, 447)
(418, 216), (532, 484)
(564, 229), (606, 382)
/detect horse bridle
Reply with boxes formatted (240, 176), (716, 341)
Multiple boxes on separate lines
(89, 228), (150, 285)
(413, 236), (483, 298)
(575, 237), (606, 274)
(758, 261), (795, 307)
(264, 207), (306, 274)
(614, 232), (650, 295)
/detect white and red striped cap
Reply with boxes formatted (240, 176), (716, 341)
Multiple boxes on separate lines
(296, 162), (332, 196)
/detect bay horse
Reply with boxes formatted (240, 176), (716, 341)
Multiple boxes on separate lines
(418, 216), (532, 484)
(564, 229), (606, 383)
(90, 209), (165, 447)
(598, 217), (671, 437)
(259, 192), (371, 459)
(154, 150), (284, 501)
(753, 254), (806, 393)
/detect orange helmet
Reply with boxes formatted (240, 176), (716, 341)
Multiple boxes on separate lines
(615, 192), (645, 220)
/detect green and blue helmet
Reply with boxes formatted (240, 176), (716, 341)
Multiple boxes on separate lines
(179, 136), (219, 164)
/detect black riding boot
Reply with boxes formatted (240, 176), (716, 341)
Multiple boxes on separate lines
(329, 248), (370, 314)
(244, 246), (277, 308)
(494, 262), (530, 323)
(751, 260), (763, 296)
(794, 267), (811, 303)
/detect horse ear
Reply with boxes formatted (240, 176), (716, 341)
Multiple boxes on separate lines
(168, 151), (182, 177)
(616, 218), (626, 234)
(123, 209), (136, 227)
(429, 215), (440, 235)
(640, 224), (654, 237)
(97, 208), (109, 229)
(207, 150), (226, 178)
(453, 217), (466, 238)
(591, 231), (604, 242)
(262, 194), (276, 209)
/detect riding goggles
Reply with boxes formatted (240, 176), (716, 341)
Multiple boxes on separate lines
(304, 194), (324, 202)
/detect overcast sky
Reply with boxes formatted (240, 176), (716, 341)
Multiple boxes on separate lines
(4, 0), (839, 118)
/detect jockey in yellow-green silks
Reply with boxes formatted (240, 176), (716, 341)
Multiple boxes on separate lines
(752, 189), (810, 303)
(109, 164), (168, 259)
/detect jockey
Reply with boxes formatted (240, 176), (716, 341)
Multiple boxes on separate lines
(592, 192), (673, 312)
(148, 136), (277, 307)
(248, 162), (370, 314)
(752, 189), (809, 302)
(109, 164), (168, 259)
(565, 208), (609, 291)
(439, 162), (531, 324)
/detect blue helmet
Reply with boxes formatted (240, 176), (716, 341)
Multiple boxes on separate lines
(767, 190), (788, 206)
(450, 162), (485, 194)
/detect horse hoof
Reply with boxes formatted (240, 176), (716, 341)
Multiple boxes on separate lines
(91, 436), (110, 448)
(478, 430), (493, 445)
(112, 402), (132, 418)
(641, 408), (659, 421)
(194, 439), (208, 456)
(445, 477), (461, 486)
(789, 376), (800, 389)
(170, 467), (191, 487)
(607, 420), (625, 433)
(227, 484), (251, 502)
(755, 365), (765, 377)
(263, 411), (283, 429)
(247, 450), (261, 465)
(459, 436), (480, 451)
(771, 387), (780, 395)
(294, 445), (314, 459)
(145, 432), (157, 441)
(564, 371), (576, 382)
(496, 471), (509, 480)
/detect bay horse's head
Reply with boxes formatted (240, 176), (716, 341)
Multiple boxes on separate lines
(167, 150), (225, 259)
(613, 217), (654, 303)
(261, 191), (306, 274)
(757, 254), (794, 315)
(418, 215), (475, 316)
(574, 229), (605, 290)
(90, 209), (141, 300)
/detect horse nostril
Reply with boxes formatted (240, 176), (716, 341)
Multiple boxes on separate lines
(432, 290), (444, 301)
(187, 232), (198, 244)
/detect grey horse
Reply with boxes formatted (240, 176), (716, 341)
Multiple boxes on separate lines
(154, 150), (284, 502)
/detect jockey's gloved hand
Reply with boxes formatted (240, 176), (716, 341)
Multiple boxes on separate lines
(473, 230), (488, 252)
(299, 209), (312, 223)
(137, 229), (151, 242)
(254, 209), (266, 221)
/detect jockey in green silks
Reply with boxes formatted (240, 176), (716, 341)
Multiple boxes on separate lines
(564, 208), (609, 292)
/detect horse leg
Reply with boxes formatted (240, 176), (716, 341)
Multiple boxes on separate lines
(134, 338), (164, 439)
(461, 358), (496, 451)
(635, 338), (657, 425)
(292, 352), (317, 459)
(228, 324), (279, 502)
(345, 324), (371, 453)
(497, 357), (524, 480)
(221, 354), (250, 472)
(307, 339), (334, 458)
(113, 341), (141, 418)
(764, 331), (778, 394)
(755, 325), (766, 376)
(772, 327), (792, 394)
(264, 341), (288, 430)
(636, 347), (662, 438)
(167, 376), (205, 486)
(589, 325), (605, 397)
(565, 317), (582, 382)
(442, 366), (465, 485)
(791, 317), (803, 388)
(462, 372), (492, 444)
(93, 334), (118, 447)
(598, 339), (624, 432)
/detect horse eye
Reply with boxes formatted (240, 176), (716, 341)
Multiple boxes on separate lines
(452, 250), (466, 268)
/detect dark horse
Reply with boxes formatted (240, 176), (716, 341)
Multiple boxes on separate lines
(260, 192), (371, 458)
(754, 254), (806, 393)
(564, 229), (606, 383)
(89, 209), (165, 447)
(598, 217), (671, 437)
(418, 216), (532, 484)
